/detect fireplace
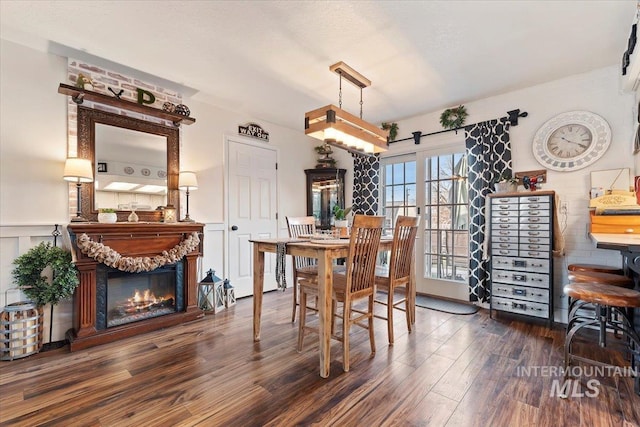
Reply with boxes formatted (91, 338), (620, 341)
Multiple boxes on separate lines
(67, 222), (203, 351)
(97, 263), (183, 329)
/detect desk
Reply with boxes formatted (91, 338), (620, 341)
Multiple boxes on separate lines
(589, 233), (640, 393)
(250, 237), (406, 378)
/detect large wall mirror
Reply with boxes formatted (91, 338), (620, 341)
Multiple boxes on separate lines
(77, 106), (179, 222)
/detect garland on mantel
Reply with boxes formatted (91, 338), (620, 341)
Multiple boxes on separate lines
(76, 232), (200, 273)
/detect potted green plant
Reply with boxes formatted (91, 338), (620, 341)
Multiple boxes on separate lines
(494, 172), (518, 193)
(11, 242), (79, 349)
(333, 204), (352, 225)
(381, 122), (399, 142)
(98, 208), (117, 223)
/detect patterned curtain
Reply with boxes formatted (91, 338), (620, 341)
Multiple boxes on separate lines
(351, 154), (380, 215)
(465, 118), (512, 302)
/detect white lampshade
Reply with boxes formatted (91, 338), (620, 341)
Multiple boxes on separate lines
(63, 158), (94, 183)
(179, 171), (198, 190)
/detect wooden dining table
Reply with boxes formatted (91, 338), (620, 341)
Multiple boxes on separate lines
(250, 236), (412, 378)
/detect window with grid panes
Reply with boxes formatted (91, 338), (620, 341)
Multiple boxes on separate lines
(382, 160), (417, 235)
(424, 152), (469, 283)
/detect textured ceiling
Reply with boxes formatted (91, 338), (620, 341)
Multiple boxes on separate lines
(1, 1), (636, 131)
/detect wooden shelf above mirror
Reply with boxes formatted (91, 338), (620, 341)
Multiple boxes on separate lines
(58, 83), (196, 126)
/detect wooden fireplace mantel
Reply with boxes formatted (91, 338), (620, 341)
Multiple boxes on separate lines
(67, 222), (204, 351)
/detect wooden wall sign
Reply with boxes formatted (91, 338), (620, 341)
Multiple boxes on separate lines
(239, 122), (269, 142)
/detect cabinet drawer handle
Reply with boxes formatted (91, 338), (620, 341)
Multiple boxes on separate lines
(530, 211), (540, 216)
(528, 231), (540, 235)
(499, 238), (509, 242)
(499, 205), (509, 209)
(499, 231), (509, 235)
(529, 225), (540, 229)
(531, 263), (543, 267)
(499, 244), (510, 248)
(529, 218), (540, 222)
(500, 219), (509, 222)
(499, 212), (509, 216)
(527, 197), (539, 201)
(499, 250), (510, 255)
(528, 251), (540, 256)
(528, 245), (540, 249)
(499, 198), (509, 202)
(500, 225), (510, 229)
(529, 204), (539, 208)
(528, 238), (540, 243)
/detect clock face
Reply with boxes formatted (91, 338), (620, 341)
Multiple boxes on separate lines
(547, 124), (593, 159)
(533, 111), (611, 172)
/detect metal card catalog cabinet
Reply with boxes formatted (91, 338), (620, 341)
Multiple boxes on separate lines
(488, 190), (555, 326)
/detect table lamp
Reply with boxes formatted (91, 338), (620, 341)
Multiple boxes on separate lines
(63, 157), (94, 222)
(179, 171), (198, 222)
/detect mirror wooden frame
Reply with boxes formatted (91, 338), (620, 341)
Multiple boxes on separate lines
(76, 105), (179, 222)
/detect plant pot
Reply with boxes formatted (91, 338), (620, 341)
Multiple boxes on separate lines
(494, 182), (517, 193)
(334, 220), (349, 237)
(98, 212), (117, 223)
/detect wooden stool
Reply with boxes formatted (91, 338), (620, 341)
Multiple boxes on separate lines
(567, 263), (624, 275)
(567, 270), (634, 288)
(563, 282), (640, 395)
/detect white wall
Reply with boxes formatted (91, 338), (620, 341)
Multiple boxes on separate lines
(387, 65), (636, 321)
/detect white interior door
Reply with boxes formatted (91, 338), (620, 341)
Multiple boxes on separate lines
(226, 137), (278, 298)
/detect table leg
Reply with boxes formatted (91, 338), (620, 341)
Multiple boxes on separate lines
(253, 244), (265, 341)
(318, 251), (332, 378)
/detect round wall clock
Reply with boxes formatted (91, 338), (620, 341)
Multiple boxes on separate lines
(532, 110), (611, 172)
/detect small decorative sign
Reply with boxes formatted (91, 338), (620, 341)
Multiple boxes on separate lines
(239, 122), (269, 142)
(97, 162), (108, 173)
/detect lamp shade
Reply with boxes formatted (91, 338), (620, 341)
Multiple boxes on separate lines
(63, 158), (94, 183)
(179, 171), (198, 190)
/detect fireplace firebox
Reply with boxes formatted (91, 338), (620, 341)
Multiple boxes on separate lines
(67, 223), (203, 351)
(96, 264), (184, 329)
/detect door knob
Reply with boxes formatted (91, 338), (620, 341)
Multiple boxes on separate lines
(231, 225), (238, 231)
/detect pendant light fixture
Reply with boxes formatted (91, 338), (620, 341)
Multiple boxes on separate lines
(305, 62), (388, 155)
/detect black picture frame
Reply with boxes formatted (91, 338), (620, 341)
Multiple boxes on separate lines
(629, 23), (637, 56)
(97, 162), (107, 173)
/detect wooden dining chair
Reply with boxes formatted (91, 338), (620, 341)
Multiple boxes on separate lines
(374, 215), (419, 344)
(286, 216), (318, 322)
(298, 214), (384, 372)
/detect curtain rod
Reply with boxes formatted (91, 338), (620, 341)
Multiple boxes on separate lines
(389, 109), (528, 145)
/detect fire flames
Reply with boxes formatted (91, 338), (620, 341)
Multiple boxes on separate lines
(127, 289), (169, 312)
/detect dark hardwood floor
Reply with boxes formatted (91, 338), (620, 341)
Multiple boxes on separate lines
(1, 290), (638, 426)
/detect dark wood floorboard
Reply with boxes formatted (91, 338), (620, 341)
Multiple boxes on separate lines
(0, 290), (638, 426)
